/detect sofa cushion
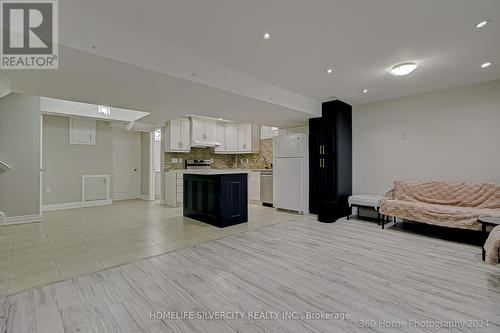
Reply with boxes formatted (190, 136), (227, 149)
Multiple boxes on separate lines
(484, 225), (500, 264)
(393, 181), (500, 209)
(380, 199), (500, 230)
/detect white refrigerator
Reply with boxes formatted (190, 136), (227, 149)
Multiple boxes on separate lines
(273, 133), (309, 213)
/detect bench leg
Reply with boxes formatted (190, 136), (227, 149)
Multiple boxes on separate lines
(382, 215), (385, 229)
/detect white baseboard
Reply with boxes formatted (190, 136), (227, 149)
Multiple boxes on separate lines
(42, 199), (112, 212)
(4, 214), (42, 225)
(139, 194), (152, 201)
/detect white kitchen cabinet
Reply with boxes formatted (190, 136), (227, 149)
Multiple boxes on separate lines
(165, 119), (190, 152)
(191, 118), (218, 146)
(164, 172), (183, 207)
(214, 123), (259, 154)
(260, 126), (279, 139)
(238, 124), (250, 151)
(70, 117), (96, 145)
(215, 123), (225, 152)
(191, 119), (205, 143)
(224, 124), (239, 151)
(248, 171), (261, 203)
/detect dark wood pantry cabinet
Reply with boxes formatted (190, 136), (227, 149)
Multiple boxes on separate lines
(309, 100), (352, 222)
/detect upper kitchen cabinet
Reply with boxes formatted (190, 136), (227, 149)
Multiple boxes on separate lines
(215, 123), (259, 154)
(70, 117), (96, 145)
(190, 118), (218, 147)
(165, 118), (190, 152)
(260, 126), (279, 139)
(224, 124), (239, 151)
(215, 123), (225, 152)
(239, 124), (260, 153)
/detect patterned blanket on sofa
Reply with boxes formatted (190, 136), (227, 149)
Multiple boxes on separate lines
(485, 225), (500, 265)
(380, 181), (500, 230)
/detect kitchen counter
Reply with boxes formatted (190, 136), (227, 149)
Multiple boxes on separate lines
(166, 169), (273, 174)
(182, 169), (250, 175)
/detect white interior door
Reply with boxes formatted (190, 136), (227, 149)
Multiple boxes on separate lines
(112, 127), (141, 200)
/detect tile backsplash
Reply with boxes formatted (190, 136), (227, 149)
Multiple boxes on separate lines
(164, 138), (273, 170)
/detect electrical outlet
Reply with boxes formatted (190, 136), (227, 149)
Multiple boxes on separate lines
(45, 187), (52, 194)
(172, 158), (178, 164)
(245, 158), (249, 164)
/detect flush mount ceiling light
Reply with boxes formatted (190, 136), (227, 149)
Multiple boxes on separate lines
(481, 62), (491, 69)
(476, 20), (489, 29)
(98, 105), (111, 116)
(263, 32), (271, 40)
(325, 68), (333, 74)
(362, 89), (368, 94)
(390, 62), (418, 76)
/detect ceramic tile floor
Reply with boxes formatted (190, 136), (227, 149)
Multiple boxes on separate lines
(0, 200), (300, 296)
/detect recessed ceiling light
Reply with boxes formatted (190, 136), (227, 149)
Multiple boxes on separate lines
(390, 62), (418, 76)
(362, 89), (368, 94)
(476, 20), (489, 29)
(325, 68), (333, 74)
(481, 62), (491, 69)
(263, 32), (271, 40)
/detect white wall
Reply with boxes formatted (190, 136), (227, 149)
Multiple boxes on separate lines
(0, 94), (41, 218)
(278, 124), (309, 136)
(353, 80), (500, 195)
(42, 115), (113, 205)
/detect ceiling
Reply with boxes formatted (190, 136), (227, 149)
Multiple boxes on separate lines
(2, 0), (500, 126)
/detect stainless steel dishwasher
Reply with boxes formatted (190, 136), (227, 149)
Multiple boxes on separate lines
(260, 170), (273, 207)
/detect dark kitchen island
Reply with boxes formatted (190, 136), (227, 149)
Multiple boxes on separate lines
(183, 171), (248, 227)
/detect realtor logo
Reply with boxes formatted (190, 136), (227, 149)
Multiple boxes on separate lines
(1, 0), (58, 69)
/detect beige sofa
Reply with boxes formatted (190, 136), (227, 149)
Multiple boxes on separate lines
(484, 225), (500, 264)
(380, 181), (500, 231)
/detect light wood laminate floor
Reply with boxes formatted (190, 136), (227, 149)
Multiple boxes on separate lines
(1, 217), (499, 332)
(0, 200), (298, 296)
